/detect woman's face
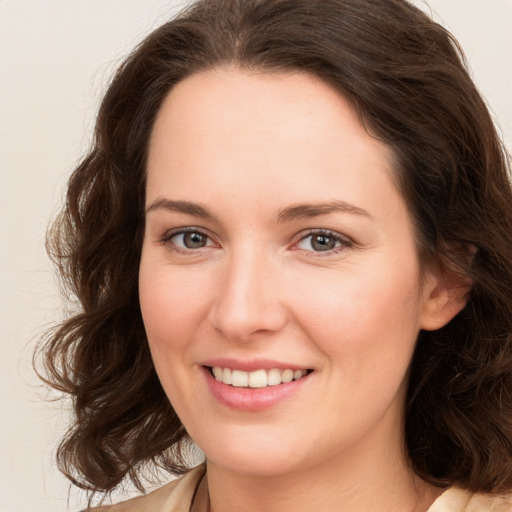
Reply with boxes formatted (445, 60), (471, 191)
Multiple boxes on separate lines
(139, 69), (440, 476)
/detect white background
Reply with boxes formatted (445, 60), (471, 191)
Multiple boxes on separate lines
(1, 1), (511, 511)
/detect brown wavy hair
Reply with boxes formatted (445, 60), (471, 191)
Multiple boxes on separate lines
(38, 0), (512, 499)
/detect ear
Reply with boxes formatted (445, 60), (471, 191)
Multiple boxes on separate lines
(420, 266), (472, 331)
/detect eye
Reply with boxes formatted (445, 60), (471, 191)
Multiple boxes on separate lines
(294, 230), (351, 253)
(161, 228), (216, 251)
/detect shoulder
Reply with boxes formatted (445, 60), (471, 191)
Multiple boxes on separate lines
(429, 486), (512, 512)
(465, 492), (512, 512)
(87, 464), (205, 512)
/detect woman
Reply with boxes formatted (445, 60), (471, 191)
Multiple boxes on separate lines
(39, 0), (512, 510)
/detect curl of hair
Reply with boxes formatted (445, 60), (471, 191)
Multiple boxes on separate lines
(38, 0), (512, 497)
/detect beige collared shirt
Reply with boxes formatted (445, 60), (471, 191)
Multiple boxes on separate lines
(91, 464), (512, 512)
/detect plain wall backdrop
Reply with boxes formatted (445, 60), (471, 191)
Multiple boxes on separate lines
(1, 1), (510, 511)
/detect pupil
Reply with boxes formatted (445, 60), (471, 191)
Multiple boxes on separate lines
(184, 232), (206, 248)
(312, 235), (335, 251)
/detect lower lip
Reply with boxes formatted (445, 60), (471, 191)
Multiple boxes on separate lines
(203, 367), (312, 412)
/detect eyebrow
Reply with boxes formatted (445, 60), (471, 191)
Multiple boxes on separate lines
(145, 198), (373, 223)
(145, 199), (219, 221)
(276, 200), (373, 223)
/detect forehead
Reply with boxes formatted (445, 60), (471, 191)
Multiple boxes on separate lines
(146, 68), (401, 220)
(149, 68), (384, 152)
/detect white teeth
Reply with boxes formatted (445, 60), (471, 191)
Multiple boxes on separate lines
(231, 370), (249, 387)
(223, 367), (232, 385)
(248, 369), (267, 388)
(281, 369), (294, 383)
(267, 368), (282, 386)
(211, 367), (308, 387)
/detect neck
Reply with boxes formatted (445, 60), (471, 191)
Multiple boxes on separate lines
(203, 435), (442, 512)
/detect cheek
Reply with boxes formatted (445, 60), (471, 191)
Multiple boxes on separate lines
(138, 261), (214, 413)
(290, 261), (423, 365)
(139, 260), (212, 354)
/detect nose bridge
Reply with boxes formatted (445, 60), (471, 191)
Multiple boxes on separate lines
(209, 242), (286, 341)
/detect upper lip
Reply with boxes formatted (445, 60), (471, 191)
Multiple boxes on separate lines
(201, 358), (312, 372)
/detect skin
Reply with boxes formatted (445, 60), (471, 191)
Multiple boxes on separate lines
(139, 68), (467, 512)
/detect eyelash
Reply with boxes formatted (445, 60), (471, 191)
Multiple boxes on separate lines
(160, 227), (215, 255)
(293, 229), (353, 256)
(159, 227), (353, 256)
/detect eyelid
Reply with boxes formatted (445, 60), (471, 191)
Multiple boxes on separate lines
(158, 226), (353, 255)
(160, 226), (218, 251)
(160, 226), (206, 240)
(291, 229), (353, 254)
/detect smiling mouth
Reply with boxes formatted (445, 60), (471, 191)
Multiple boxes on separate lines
(207, 366), (313, 388)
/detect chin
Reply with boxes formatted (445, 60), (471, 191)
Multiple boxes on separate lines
(208, 452), (302, 478)
(196, 429), (308, 477)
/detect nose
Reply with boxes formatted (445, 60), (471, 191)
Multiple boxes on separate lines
(208, 247), (288, 342)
